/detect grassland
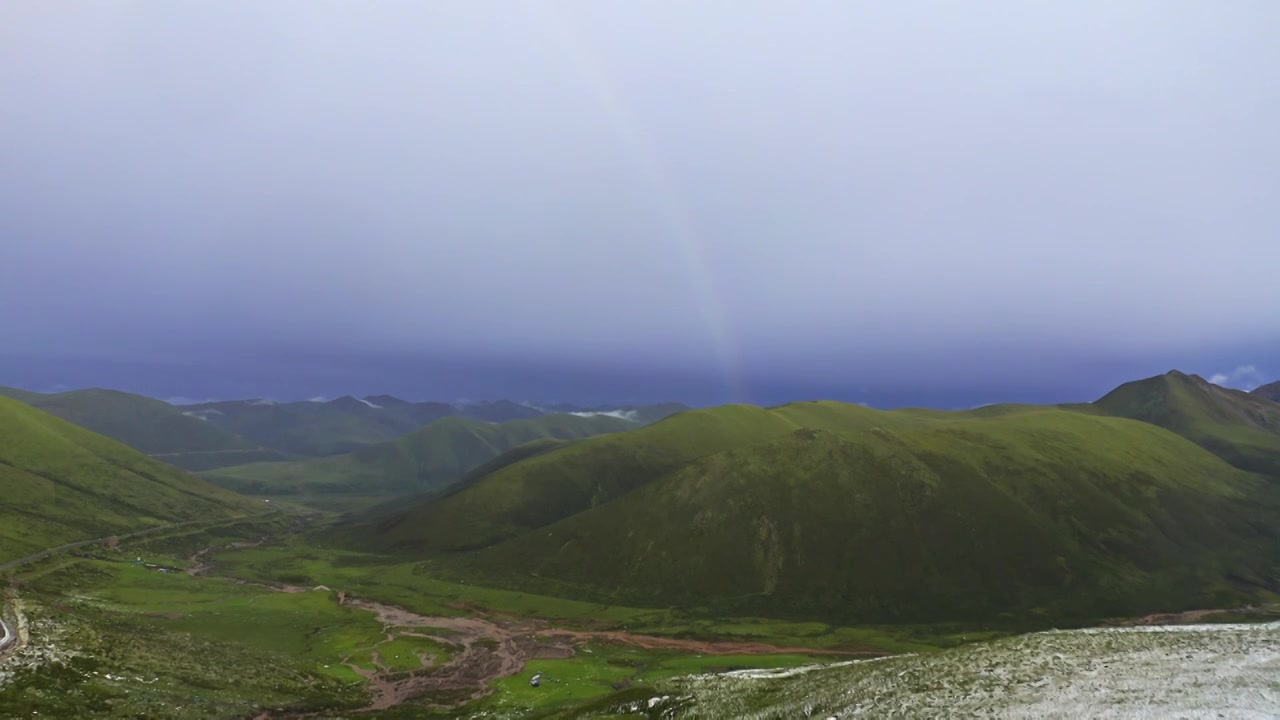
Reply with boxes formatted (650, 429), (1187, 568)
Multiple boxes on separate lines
(206, 534), (960, 654)
(1, 516), (891, 718)
(4, 500), (1274, 718)
(0, 535), (375, 717)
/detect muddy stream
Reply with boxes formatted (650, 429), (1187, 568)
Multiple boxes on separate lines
(182, 548), (878, 717)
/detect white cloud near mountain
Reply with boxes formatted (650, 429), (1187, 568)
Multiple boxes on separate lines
(1208, 365), (1267, 391)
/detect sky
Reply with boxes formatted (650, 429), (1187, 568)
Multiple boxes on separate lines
(2, 1), (1278, 407)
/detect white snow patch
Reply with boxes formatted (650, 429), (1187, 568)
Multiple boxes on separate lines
(670, 622), (1280, 719)
(1062, 622), (1280, 635)
(715, 659), (877, 680)
(570, 409), (640, 421)
(182, 409), (222, 420)
(355, 398), (382, 409)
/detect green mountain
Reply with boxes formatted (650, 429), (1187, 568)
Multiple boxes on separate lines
(181, 396), (683, 459)
(1094, 370), (1280, 477)
(203, 413), (640, 497)
(0, 387), (286, 471)
(1254, 381), (1280, 402)
(360, 402), (945, 553)
(343, 396), (1280, 625)
(180, 396), (434, 457)
(0, 396), (260, 563)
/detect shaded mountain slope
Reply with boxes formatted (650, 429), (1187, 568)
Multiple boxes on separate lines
(1254, 381), (1280, 403)
(0, 397), (259, 562)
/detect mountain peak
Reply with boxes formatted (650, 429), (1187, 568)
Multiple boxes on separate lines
(364, 394), (409, 407)
(327, 395), (384, 410)
(1163, 369), (1210, 384)
(1253, 381), (1280, 402)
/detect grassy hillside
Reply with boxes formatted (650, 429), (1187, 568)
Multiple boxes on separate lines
(203, 413), (639, 497)
(458, 410), (1280, 623)
(0, 387), (265, 471)
(340, 395), (1280, 626)
(356, 402), (984, 553)
(1094, 370), (1280, 477)
(0, 397), (260, 562)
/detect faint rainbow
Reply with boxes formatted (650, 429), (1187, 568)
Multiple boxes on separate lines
(525, 6), (748, 404)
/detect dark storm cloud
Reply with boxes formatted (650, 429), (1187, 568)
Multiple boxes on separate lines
(2, 1), (1278, 404)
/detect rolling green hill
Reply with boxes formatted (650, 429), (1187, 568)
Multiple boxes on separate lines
(341, 391), (1280, 626)
(202, 413), (640, 497)
(0, 387), (287, 471)
(460, 411), (1280, 623)
(356, 402), (958, 553)
(0, 396), (260, 562)
(1094, 370), (1280, 477)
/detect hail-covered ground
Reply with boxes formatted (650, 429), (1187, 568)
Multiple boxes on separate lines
(622, 622), (1280, 719)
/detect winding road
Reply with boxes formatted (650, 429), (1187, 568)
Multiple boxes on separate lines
(0, 614), (12, 653)
(0, 513), (275, 574)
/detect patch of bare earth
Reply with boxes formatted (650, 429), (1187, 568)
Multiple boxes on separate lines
(251, 587), (874, 717)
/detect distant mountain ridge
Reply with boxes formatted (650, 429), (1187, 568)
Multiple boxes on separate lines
(202, 412), (640, 497)
(180, 395), (685, 459)
(0, 385), (688, 471)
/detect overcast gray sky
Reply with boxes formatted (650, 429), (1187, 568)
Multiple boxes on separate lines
(2, 1), (1278, 405)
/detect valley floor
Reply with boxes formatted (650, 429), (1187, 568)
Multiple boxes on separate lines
(2, 513), (1277, 719)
